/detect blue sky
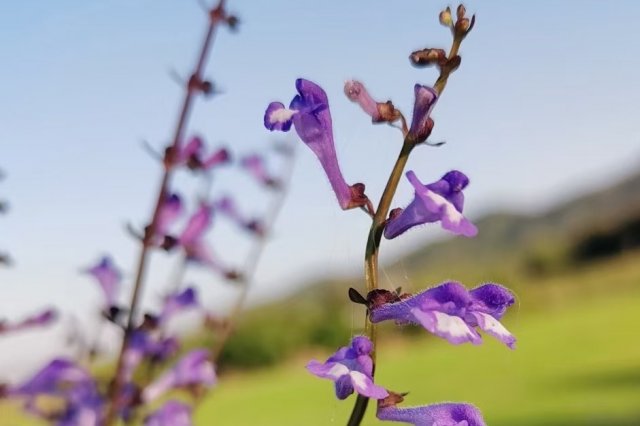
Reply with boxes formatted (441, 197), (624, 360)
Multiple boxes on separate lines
(1, 1), (639, 372)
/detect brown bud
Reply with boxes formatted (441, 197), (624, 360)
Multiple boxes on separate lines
(456, 4), (467, 20)
(409, 48), (448, 67)
(455, 17), (470, 34)
(225, 15), (239, 30)
(388, 208), (403, 221)
(443, 55), (462, 73)
(378, 391), (407, 408)
(376, 101), (401, 123)
(439, 7), (453, 27)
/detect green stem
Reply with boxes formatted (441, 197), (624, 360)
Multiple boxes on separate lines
(347, 31), (465, 426)
(347, 140), (414, 426)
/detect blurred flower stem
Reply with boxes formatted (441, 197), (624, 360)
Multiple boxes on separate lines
(210, 143), (297, 364)
(104, 1), (227, 423)
(347, 24), (469, 426)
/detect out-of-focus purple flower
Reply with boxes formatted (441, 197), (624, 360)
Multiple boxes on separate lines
(84, 256), (121, 308)
(142, 349), (216, 402)
(178, 203), (213, 247)
(160, 287), (199, 323)
(156, 193), (183, 238)
(123, 331), (180, 381)
(214, 196), (264, 236)
(145, 400), (192, 426)
(377, 393), (486, 426)
(11, 359), (92, 398)
(306, 336), (388, 400)
(240, 154), (279, 189)
(384, 170), (477, 239)
(264, 78), (368, 210)
(176, 136), (231, 171)
(0, 308), (57, 335)
(369, 282), (516, 348)
(407, 84), (438, 144)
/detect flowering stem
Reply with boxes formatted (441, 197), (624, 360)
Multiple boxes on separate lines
(347, 31), (465, 426)
(210, 147), (296, 364)
(104, 4), (223, 423)
(347, 140), (414, 426)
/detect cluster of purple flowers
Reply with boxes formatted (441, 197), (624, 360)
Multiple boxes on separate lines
(264, 4), (513, 425)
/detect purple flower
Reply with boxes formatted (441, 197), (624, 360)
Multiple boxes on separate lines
(123, 331), (180, 381)
(84, 256), (121, 308)
(156, 193), (183, 238)
(407, 84), (438, 144)
(369, 282), (516, 348)
(306, 336), (388, 400)
(145, 401), (192, 426)
(10, 359), (92, 398)
(160, 287), (199, 323)
(214, 196), (264, 236)
(240, 154), (279, 188)
(384, 170), (477, 239)
(264, 78), (368, 210)
(177, 136), (231, 171)
(0, 308), (57, 334)
(377, 394), (486, 426)
(142, 349), (216, 402)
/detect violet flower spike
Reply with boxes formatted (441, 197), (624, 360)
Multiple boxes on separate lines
(264, 78), (367, 210)
(407, 84), (438, 144)
(384, 170), (477, 239)
(145, 400), (192, 426)
(377, 398), (486, 426)
(84, 256), (122, 308)
(142, 349), (216, 402)
(369, 282), (516, 348)
(306, 336), (388, 400)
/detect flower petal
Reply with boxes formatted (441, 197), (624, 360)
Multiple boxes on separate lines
(469, 312), (516, 349)
(410, 308), (481, 345)
(264, 101), (295, 131)
(377, 401), (486, 426)
(306, 360), (349, 380)
(349, 371), (388, 399)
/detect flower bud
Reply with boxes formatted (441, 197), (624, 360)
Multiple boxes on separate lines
(456, 4), (466, 20)
(409, 48), (447, 67)
(439, 7), (453, 27)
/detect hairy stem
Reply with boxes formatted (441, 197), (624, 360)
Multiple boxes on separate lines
(347, 31), (465, 426)
(104, 4), (223, 423)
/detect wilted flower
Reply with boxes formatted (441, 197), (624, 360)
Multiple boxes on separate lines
(84, 256), (122, 308)
(142, 349), (216, 402)
(377, 392), (486, 426)
(306, 336), (388, 400)
(384, 170), (476, 239)
(145, 400), (192, 426)
(264, 78), (368, 210)
(344, 80), (399, 123)
(407, 85), (438, 144)
(369, 282), (516, 348)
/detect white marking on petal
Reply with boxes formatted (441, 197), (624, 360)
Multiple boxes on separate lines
(326, 363), (350, 379)
(269, 108), (297, 124)
(349, 371), (368, 389)
(432, 311), (475, 338)
(473, 312), (516, 348)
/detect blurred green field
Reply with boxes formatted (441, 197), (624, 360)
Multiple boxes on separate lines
(3, 253), (639, 425)
(193, 270), (640, 425)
